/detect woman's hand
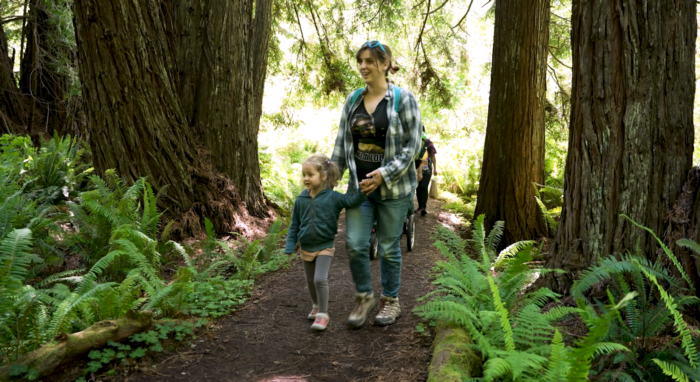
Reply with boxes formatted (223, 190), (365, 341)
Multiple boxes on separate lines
(359, 170), (384, 194)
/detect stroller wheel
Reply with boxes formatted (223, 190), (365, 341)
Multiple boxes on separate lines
(369, 230), (378, 260)
(406, 215), (415, 251)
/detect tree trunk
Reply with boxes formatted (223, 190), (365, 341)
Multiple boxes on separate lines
(545, 0), (696, 293)
(73, 0), (256, 236)
(0, 24), (27, 135)
(171, 0), (272, 216)
(474, 0), (550, 246)
(18, 0), (75, 140)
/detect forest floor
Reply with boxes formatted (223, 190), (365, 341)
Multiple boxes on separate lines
(57, 198), (465, 382)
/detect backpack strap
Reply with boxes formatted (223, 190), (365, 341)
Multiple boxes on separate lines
(350, 86), (400, 112)
(350, 88), (364, 107)
(393, 86), (401, 113)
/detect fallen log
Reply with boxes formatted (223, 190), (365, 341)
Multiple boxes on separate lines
(0, 310), (152, 381)
(427, 321), (481, 382)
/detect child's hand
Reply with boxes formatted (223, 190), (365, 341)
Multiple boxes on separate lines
(360, 170), (384, 194)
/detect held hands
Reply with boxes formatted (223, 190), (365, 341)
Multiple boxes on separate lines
(359, 170), (384, 195)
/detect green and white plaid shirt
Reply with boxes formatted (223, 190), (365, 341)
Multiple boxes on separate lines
(331, 83), (423, 200)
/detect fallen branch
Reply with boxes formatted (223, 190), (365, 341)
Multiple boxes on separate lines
(0, 311), (153, 381)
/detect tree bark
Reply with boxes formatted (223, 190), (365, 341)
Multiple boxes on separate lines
(474, 0), (550, 246)
(171, 0), (272, 217)
(73, 0), (257, 236)
(17, 0), (75, 140)
(0, 24), (27, 135)
(545, 0), (696, 293)
(0, 311), (152, 382)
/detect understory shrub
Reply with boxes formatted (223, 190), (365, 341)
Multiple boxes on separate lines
(0, 134), (291, 368)
(417, 214), (700, 381)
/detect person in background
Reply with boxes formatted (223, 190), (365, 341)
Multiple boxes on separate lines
(415, 127), (437, 216)
(285, 154), (366, 331)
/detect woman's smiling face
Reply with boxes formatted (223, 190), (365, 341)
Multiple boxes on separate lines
(357, 49), (388, 85)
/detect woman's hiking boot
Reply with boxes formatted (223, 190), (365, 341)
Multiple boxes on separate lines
(374, 296), (401, 326)
(347, 292), (376, 329)
(308, 305), (319, 320)
(311, 313), (329, 331)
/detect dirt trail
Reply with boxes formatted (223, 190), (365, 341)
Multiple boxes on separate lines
(129, 198), (456, 382)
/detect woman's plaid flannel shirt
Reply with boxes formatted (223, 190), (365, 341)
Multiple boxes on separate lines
(331, 83), (423, 200)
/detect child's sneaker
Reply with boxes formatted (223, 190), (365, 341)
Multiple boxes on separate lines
(311, 313), (329, 331)
(308, 305), (319, 320)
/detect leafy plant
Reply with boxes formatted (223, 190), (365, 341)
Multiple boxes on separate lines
(82, 321), (195, 376)
(416, 217), (584, 381)
(570, 215), (700, 382)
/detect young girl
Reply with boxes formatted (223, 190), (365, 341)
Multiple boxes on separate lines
(285, 154), (366, 331)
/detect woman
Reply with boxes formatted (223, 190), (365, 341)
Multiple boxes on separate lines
(331, 40), (422, 328)
(415, 128), (437, 216)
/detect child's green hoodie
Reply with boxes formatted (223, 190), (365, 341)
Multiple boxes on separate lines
(285, 189), (366, 253)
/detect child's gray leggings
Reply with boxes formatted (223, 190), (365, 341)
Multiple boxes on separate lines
(303, 255), (332, 313)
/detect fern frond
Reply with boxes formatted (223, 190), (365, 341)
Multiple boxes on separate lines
(140, 182), (160, 238)
(592, 342), (630, 357)
(567, 292), (637, 382)
(485, 220), (504, 257)
(47, 282), (116, 338)
(472, 214), (490, 269)
(535, 195), (558, 235)
(572, 256), (637, 299)
(35, 269), (86, 288)
(487, 274), (514, 352)
(544, 330), (569, 381)
(622, 214), (693, 288)
(652, 359), (691, 382)
(636, 261), (698, 368)
(493, 240), (535, 270)
(0, 229), (42, 315)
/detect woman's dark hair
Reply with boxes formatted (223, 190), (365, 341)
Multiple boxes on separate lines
(355, 43), (400, 78)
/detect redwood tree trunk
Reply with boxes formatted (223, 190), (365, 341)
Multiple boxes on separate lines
(172, 0), (271, 216)
(474, 0), (550, 245)
(18, 0), (73, 139)
(73, 0), (256, 236)
(545, 0), (696, 292)
(0, 24), (27, 135)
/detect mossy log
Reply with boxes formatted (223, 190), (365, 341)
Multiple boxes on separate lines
(0, 311), (152, 381)
(427, 321), (481, 382)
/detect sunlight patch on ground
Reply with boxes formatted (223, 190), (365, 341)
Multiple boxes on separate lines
(437, 205), (466, 231)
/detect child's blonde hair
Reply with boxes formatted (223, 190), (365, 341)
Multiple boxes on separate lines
(303, 154), (340, 189)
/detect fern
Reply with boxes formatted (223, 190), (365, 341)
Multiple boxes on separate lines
(544, 330), (569, 381)
(653, 360), (691, 382)
(621, 214), (693, 288)
(535, 195), (558, 236)
(493, 240), (536, 270)
(0, 229), (42, 318)
(488, 274), (515, 352)
(567, 293), (637, 382)
(635, 261), (699, 368)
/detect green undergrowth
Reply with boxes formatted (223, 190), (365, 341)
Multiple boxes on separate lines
(417, 215), (700, 381)
(0, 134), (291, 380)
(73, 320), (202, 381)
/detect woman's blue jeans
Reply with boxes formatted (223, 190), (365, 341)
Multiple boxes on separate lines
(345, 192), (413, 297)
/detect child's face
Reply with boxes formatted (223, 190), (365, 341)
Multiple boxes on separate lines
(302, 163), (326, 194)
